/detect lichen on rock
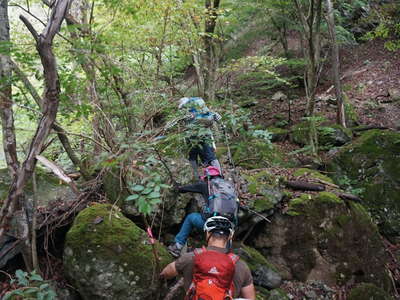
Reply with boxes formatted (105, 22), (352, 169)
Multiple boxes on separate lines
(63, 203), (172, 300)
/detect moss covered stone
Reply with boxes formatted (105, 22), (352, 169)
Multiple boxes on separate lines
(64, 204), (172, 300)
(240, 245), (278, 273)
(233, 141), (292, 169)
(290, 122), (351, 147)
(348, 283), (393, 300)
(327, 129), (400, 238)
(293, 168), (333, 184)
(239, 246), (282, 290)
(244, 171), (284, 212)
(254, 192), (392, 291)
(315, 192), (342, 204)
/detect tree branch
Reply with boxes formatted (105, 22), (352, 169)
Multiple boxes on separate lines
(19, 15), (39, 42)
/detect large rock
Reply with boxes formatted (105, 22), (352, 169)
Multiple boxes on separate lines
(237, 245), (282, 290)
(63, 204), (172, 300)
(0, 168), (75, 268)
(232, 141), (292, 169)
(0, 168), (73, 207)
(291, 122), (352, 147)
(327, 129), (400, 238)
(253, 192), (392, 292)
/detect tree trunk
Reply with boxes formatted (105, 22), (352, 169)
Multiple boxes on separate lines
(0, 0), (70, 253)
(325, 0), (346, 127)
(203, 0), (220, 101)
(0, 0), (19, 178)
(293, 0), (323, 117)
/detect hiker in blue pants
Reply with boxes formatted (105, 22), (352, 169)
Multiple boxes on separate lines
(168, 165), (238, 258)
(174, 212), (205, 248)
(168, 166), (221, 257)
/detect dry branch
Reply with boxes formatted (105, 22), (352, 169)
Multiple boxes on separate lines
(36, 155), (80, 195)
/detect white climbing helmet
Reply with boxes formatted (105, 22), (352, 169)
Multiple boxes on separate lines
(204, 216), (235, 237)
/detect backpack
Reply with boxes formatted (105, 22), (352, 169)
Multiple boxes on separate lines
(180, 97), (215, 128)
(206, 177), (238, 221)
(185, 248), (239, 300)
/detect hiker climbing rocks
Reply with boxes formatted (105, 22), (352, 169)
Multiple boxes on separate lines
(166, 97), (223, 180)
(168, 166), (238, 258)
(161, 216), (256, 300)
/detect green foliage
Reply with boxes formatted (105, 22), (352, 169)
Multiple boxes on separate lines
(337, 175), (365, 196)
(3, 270), (57, 300)
(127, 173), (170, 216)
(363, 3), (400, 51)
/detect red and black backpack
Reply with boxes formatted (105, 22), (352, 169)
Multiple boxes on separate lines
(185, 247), (239, 300)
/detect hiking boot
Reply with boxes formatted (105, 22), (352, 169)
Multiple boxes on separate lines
(168, 243), (183, 258)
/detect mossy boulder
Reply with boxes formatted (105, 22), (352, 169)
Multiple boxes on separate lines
(293, 168), (333, 184)
(232, 141), (292, 169)
(290, 122), (351, 147)
(63, 204), (172, 300)
(254, 192), (391, 291)
(237, 245), (282, 290)
(348, 283), (393, 300)
(327, 130), (400, 238)
(244, 170), (284, 213)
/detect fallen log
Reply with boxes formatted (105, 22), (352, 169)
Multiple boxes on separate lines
(351, 125), (389, 132)
(337, 192), (362, 202)
(286, 181), (325, 191)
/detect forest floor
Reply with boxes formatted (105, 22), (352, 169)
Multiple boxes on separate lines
(246, 38), (400, 131)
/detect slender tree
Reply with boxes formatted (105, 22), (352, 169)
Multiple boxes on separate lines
(0, 0), (71, 270)
(325, 0), (346, 127)
(0, 0), (19, 178)
(293, 0), (323, 117)
(203, 0), (221, 101)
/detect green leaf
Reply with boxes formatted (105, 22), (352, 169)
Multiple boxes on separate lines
(131, 185), (145, 192)
(24, 287), (39, 294)
(45, 290), (57, 300)
(141, 188), (153, 195)
(146, 181), (156, 188)
(126, 194), (139, 201)
(39, 283), (50, 290)
(150, 198), (161, 205)
(29, 274), (43, 281)
(37, 291), (45, 300)
(148, 191), (161, 199)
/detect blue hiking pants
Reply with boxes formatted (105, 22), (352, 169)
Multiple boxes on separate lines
(175, 212), (205, 246)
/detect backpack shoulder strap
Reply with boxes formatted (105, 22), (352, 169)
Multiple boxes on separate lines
(194, 247), (207, 256)
(227, 253), (239, 265)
